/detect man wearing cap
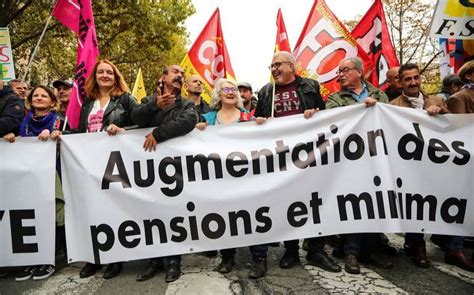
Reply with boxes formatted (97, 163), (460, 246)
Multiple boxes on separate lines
(256, 51), (341, 274)
(447, 60), (473, 114)
(53, 79), (73, 116)
(237, 82), (257, 116)
(437, 74), (463, 101)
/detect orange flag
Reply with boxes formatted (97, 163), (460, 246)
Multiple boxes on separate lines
(181, 8), (236, 103)
(293, 0), (374, 98)
(275, 9), (291, 53)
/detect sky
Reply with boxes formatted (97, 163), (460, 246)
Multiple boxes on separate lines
(185, 0), (374, 89)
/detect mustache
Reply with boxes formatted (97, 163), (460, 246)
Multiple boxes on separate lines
(173, 77), (183, 84)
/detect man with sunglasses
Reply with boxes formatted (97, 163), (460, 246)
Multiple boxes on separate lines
(255, 51), (341, 274)
(327, 57), (391, 275)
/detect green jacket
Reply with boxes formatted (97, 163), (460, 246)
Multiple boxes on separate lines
(326, 81), (388, 109)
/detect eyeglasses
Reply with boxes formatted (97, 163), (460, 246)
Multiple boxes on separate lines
(336, 67), (357, 75)
(221, 87), (237, 94)
(268, 61), (292, 70)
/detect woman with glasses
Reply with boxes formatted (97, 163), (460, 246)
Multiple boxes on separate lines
(195, 79), (268, 279)
(195, 78), (252, 129)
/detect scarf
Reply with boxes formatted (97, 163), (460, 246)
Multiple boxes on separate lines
(19, 111), (59, 137)
(404, 92), (424, 109)
(462, 83), (474, 90)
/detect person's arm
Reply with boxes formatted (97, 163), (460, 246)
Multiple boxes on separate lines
(0, 95), (24, 137)
(255, 86), (267, 118)
(130, 95), (157, 127)
(311, 80), (326, 111)
(151, 101), (198, 142)
(447, 94), (466, 114)
(326, 94), (340, 109)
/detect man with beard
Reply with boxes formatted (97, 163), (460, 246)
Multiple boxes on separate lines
(327, 57), (391, 275)
(391, 63), (449, 268)
(237, 82), (257, 116)
(255, 51), (341, 274)
(53, 79), (73, 116)
(184, 74), (211, 118)
(132, 65), (197, 283)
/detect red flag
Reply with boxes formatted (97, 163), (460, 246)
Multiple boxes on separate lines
(55, 0), (99, 129)
(52, 0), (80, 33)
(181, 8), (236, 103)
(275, 9), (291, 53)
(351, 0), (399, 90)
(293, 0), (374, 98)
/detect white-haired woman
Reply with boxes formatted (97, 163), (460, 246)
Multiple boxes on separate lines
(196, 78), (252, 129)
(195, 79), (268, 278)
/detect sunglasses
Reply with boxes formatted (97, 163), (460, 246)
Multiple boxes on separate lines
(222, 87), (238, 94)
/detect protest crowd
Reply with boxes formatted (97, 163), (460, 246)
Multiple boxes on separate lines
(1, 53), (474, 283)
(0, 0), (473, 290)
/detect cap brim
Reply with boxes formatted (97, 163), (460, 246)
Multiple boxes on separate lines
(53, 81), (73, 88)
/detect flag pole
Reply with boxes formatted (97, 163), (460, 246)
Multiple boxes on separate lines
(21, 14), (53, 83)
(418, 0), (439, 67)
(270, 79), (276, 118)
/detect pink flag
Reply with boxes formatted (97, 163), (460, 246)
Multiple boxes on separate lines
(52, 0), (80, 33)
(66, 29), (98, 129)
(56, 0), (99, 129)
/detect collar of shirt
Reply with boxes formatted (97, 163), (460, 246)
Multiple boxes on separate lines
(350, 81), (369, 102)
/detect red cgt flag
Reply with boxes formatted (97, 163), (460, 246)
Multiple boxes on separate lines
(275, 9), (291, 53)
(351, 0), (399, 90)
(293, 0), (374, 98)
(181, 8), (236, 103)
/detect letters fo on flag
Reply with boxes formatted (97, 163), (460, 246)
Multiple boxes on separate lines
(275, 9), (291, 53)
(181, 8), (236, 103)
(293, 0), (374, 98)
(54, 0), (99, 129)
(132, 68), (147, 103)
(429, 0), (474, 40)
(351, 0), (399, 90)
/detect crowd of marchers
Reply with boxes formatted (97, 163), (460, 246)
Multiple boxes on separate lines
(0, 54), (473, 283)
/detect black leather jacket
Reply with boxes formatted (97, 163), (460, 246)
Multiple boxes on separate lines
(256, 76), (326, 118)
(78, 92), (138, 133)
(131, 93), (198, 142)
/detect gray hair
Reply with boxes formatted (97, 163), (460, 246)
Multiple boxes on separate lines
(273, 51), (296, 66)
(342, 57), (364, 74)
(211, 78), (243, 110)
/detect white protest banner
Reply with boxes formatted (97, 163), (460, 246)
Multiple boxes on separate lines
(61, 104), (474, 265)
(429, 0), (474, 40)
(0, 138), (56, 267)
(0, 27), (16, 81)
